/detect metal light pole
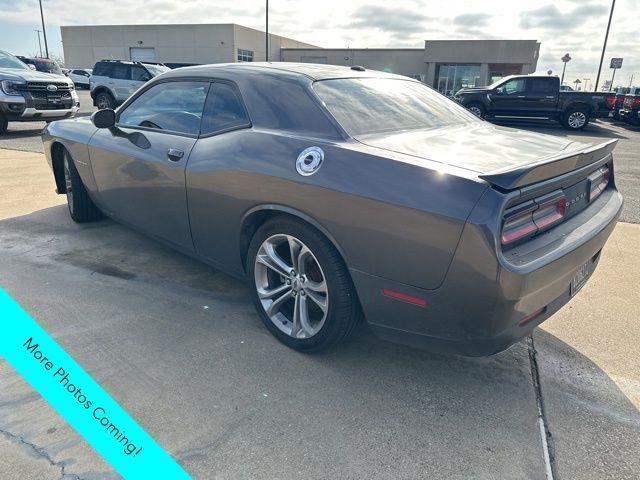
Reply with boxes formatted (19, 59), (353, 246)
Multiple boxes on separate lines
(34, 29), (43, 57)
(38, 0), (49, 58)
(595, 0), (615, 91)
(560, 53), (571, 86)
(265, 0), (269, 62)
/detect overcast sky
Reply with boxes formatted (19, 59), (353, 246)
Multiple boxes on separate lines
(1, 0), (638, 88)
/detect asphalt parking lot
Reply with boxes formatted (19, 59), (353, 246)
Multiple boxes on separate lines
(0, 116), (639, 479)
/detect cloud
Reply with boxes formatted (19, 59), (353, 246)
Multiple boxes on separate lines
(519, 4), (609, 30)
(453, 13), (491, 27)
(349, 5), (431, 38)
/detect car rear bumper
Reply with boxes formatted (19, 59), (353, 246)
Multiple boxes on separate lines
(351, 188), (623, 356)
(619, 109), (640, 124)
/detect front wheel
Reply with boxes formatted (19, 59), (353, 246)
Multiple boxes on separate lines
(95, 92), (115, 110)
(466, 102), (486, 118)
(63, 151), (103, 223)
(246, 217), (360, 352)
(563, 108), (590, 130)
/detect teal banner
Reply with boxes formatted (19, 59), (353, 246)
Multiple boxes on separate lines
(0, 288), (191, 479)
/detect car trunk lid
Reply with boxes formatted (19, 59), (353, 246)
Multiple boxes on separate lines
(357, 123), (616, 190)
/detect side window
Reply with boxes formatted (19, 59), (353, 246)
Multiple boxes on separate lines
(201, 83), (250, 135)
(502, 78), (526, 95)
(112, 64), (130, 80)
(93, 62), (113, 77)
(118, 81), (209, 135)
(529, 78), (556, 94)
(131, 65), (150, 81)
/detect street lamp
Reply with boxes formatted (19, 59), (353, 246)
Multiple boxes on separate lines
(38, 0), (49, 58)
(265, 0), (269, 62)
(560, 53), (571, 86)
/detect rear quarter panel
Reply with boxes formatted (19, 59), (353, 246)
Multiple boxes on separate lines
(186, 129), (488, 289)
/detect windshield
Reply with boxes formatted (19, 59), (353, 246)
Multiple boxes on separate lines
(144, 64), (170, 77)
(313, 77), (479, 137)
(33, 59), (63, 75)
(0, 50), (29, 70)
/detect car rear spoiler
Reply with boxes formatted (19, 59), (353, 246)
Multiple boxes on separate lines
(478, 139), (617, 190)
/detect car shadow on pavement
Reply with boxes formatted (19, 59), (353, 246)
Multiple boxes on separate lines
(0, 205), (638, 480)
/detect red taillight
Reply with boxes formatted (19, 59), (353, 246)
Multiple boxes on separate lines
(501, 194), (566, 246)
(605, 95), (616, 107)
(634, 98), (640, 108)
(588, 167), (610, 201)
(501, 202), (538, 245)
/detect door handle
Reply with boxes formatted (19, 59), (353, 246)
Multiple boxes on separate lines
(167, 148), (184, 162)
(516, 95), (526, 98)
(545, 96), (556, 99)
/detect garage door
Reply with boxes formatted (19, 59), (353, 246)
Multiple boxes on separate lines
(130, 47), (156, 62)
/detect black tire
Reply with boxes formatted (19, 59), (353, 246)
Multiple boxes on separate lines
(246, 217), (360, 352)
(95, 91), (115, 110)
(562, 107), (590, 130)
(466, 102), (486, 118)
(63, 150), (103, 222)
(0, 113), (7, 135)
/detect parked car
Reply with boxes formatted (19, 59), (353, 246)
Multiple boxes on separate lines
(42, 63), (622, 356)
(454, 75), (616, 130)
(90, 59), (169, 110)
(611, 87), (631, 120)
(0, 50), (78, 135)
(16, 56), (65, 76)
(619, 88), (640, 126)
(67, 68), (92, 89)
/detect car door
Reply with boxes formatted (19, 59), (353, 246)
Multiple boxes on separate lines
(109, 63), (132, 102)
(129, 65), (152, 96)
(489, 77), (528, 116)
(185, 82), (253, 263)
(523, 77), (558, 117)
(88, 80), (210, 249)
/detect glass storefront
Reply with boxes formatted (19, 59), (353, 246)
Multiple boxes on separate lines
(436, 64), (481, 96)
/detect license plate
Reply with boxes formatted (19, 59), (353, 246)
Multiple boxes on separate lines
(47, 96), (62, 104)
(570, 261), (591, 297)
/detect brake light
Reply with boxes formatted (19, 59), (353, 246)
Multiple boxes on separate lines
(588, 167), (610, 201)
(605, 95), (616, 107)
(634, 98), (640, 108)
(501, 193), (567, 246)
(501, 202), (538, 245)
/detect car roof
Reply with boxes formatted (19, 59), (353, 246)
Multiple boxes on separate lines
(161, 62), (409, 81)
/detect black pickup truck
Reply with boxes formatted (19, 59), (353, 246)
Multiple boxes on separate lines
(454, 75), (615, 130)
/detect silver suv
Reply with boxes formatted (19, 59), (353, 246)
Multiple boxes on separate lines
(0, 50), (78, 135)
(90, 60), (169, 109)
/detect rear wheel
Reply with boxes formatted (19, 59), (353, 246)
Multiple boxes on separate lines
(466, 102), (485, 118)
(63, 150), (102, 223)
(563, 108), (589, 130)
(247, 217), (360, 352)
(95, 92), (115, 110)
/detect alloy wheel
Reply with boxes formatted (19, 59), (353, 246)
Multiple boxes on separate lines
(254, 234), (329, 339)
(568, 111), (586, 129)
(468, 106), (483, 117)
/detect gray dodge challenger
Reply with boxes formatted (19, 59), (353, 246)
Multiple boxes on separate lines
(42, 63), (623, 356)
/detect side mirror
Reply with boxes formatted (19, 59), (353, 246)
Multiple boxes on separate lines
(27, 64), (36, 70)
(91, 109), (116, 128)
(495, 87), (504, 95)
(141, 74), (151, 82)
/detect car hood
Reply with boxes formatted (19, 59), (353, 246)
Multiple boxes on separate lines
(0, 67), (71, 84)
(357, 123), (586, 175)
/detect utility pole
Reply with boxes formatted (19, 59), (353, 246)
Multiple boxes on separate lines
(265, 0), (269, 62)
(630, 74), (634, 88)
(34, 29), (43, 57)
(38, 0), (49, 58)
(595, 0), (615, 91)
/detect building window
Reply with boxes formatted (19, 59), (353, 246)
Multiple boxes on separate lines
(435, 64), (481, 96)
(237, 49), (253, 62)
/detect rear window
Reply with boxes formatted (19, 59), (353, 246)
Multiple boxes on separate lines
(313, 78), (478, 137)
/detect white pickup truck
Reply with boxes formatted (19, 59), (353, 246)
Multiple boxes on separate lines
(0, 50), (79, 135)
